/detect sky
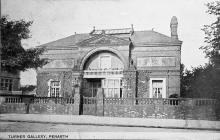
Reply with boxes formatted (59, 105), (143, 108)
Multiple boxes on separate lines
(1, 0), (215, 85)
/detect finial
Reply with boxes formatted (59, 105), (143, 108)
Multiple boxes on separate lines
(130, 24), (134, 35)
(170, 16), (178, 25)
(102, 30), (105, 34)
(93, 26), (96, 31)
(74, 32), (77, 35)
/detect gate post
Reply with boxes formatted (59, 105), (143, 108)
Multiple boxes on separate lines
(96, 88), (104, 116)
(73, 87), (81, 115)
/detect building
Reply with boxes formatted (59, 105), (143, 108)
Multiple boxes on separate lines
(37, 16), (182, 99)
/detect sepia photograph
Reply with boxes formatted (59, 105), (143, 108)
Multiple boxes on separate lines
(0, 0), (220, 139)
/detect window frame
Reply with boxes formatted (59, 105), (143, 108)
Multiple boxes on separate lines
(0, 78), (13, 91)
(149, 78), (166, 98)
(102, 78), (122, 98)
(48, 80), (61, 97)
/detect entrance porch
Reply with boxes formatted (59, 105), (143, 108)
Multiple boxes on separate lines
(82, 69), (123, 98)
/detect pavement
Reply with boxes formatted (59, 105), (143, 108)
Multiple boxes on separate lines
(0, 113), (220, 131)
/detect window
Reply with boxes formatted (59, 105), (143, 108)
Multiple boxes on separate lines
(149, 78), (166, 98)
(0, 79), (13, 91)
(152, 80), (163, 98)
(48, 80), (61, 97)
(102, 79), (122, 98)
(100, 56), (111, 69)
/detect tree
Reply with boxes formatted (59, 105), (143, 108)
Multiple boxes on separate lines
(1, 16), (47, 73)
(181, 1), (220, 98)
(181, 64), (219, 98)
(200, 1), (220, 67)
(20, 85), (36, 95)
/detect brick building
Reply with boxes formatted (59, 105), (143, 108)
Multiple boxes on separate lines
(37, 16), (182, 99)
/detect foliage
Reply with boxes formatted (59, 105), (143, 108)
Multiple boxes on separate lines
(200, 1), (220, 66)
(1, 16), (47, 73)
(181, 64), (220, 98)
(181, 1), (220, 99)
(20, 85), (36, 95)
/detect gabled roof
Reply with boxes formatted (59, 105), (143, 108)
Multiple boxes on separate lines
(37, 29), (182, 49)
(131, 30), (182, 45)
(77, 33), (130, 46)
(38, 33), (91, 48)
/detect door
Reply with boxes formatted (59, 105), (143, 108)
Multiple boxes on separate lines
(84, 79), (101, 97)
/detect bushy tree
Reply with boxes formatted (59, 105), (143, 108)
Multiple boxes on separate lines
(200, 1), (220, 66)
(181, 64), (219, 98)
(1, 16), (47, 73)
(181, 1), (220, 98)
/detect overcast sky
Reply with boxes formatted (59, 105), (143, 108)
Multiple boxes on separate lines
(2, 0), (215, 85)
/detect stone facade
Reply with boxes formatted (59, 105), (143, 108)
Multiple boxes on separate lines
(37, 16), (182, 99)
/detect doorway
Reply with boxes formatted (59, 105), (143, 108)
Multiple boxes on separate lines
(84, 79), (101, 97)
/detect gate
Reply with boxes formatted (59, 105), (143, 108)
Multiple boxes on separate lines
(81, 96), (97, 115)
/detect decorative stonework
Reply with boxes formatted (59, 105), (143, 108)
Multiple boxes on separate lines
(79, 47), (129, 70)
(137, 57), (176, 67)
(77, 34), (130, 47)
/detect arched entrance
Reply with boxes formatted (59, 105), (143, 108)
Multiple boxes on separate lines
(80, 47), (126, 98)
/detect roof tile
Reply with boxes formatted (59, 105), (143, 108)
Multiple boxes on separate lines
(38, 29), (182, 48)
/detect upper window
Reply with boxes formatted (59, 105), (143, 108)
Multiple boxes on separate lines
(49, 81), (61, 97)
(0, 79), (13, 91)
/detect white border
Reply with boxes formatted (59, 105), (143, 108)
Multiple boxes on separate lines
(149, 78), (166, 98)
(47, 79), (61, 97)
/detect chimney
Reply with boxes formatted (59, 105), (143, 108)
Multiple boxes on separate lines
(170, 16), (178, 40)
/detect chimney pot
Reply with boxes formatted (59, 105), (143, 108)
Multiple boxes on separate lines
(170, 16), (178, 40)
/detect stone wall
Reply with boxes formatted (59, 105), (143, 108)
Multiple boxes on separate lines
(122, 70), (137, 98)
(137, 70), (150, 98)
(0, 91), (81, 115)
(29, 102), (77, 115)
(136, 70), (180, 98)
(0, 103), (26, 114)
(103, 98), (218, 120)
(37, 71), (73, 97)
(1, 94), (218, 121)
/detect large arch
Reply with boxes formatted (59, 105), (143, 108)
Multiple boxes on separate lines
(80, 47), (128, 70)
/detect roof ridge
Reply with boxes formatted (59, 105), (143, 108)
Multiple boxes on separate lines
(95, 27), (132, 31)
(134, 30), (171, 38)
